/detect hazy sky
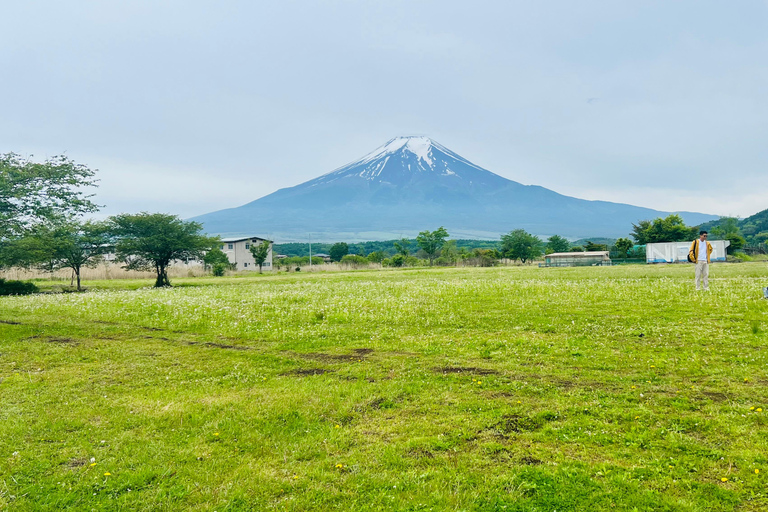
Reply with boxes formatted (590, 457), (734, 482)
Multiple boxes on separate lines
(2, 1), (767, 220)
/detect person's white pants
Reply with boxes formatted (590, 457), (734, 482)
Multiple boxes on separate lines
(695, 261), (709, 290)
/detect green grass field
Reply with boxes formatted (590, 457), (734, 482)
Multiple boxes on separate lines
(1, 263), (767, 511)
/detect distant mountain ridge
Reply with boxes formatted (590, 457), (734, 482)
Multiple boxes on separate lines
(191, 136), (718, 242)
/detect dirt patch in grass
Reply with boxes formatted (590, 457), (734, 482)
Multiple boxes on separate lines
(435, 366), (499, 375)
(552, 379), (576, 389)
(203, 342), (251, 351)
(289, 350), (372, 362)
(701, 391), (730, 403)
(485, 412), (559, 437)
(285, 368), (334, 376)
(181, 341), (252, 351)
(26, 335), (78, 345)
(407, 447), (435, 459)
(0, 319), (22, 325)
(520, 456), (543, 465)
(63, 457), (89, 470)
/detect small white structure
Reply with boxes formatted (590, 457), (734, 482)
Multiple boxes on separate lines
(544, 251), (611, 267)
(220, 236), (274, 271)
(645, 240), (730, 264)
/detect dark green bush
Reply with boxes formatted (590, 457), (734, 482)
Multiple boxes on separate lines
(0, 279), (39, 296)
(212, 263), (227, 277)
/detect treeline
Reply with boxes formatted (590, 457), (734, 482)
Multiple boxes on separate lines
(1, 153), (218, 291)
(274, 239), (501, 258)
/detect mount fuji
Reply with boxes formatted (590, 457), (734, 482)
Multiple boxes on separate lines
(191, 136), (717, 241)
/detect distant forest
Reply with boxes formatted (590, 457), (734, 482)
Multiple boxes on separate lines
(273, 239), (501, 257)
(274, 237), (619, 257)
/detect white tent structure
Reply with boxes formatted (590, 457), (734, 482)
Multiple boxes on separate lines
(646, 241), (730, 263)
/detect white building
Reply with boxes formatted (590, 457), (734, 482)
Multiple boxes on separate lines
(220, 236), (274, 271)
(544, 251), (612, 267)
(645, 240), (730, 263)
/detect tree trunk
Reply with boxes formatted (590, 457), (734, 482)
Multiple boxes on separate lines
(76, 268), (81, 291)
(155, 264), (171, 287)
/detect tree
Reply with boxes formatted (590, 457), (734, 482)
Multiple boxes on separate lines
(0, 153), (99, 239)
(110, 213), (216, 287)
(711, 217), (746, 254)
(329, 242), (349, 262)
(546, 235), (570, 254)
(613, 237), (634, 259)
(366, 251), (385, 263)
(501, 229), (543, 263)
(203, 246), (230, 269)
(440, 240), (459, 265)
(393, 238), (411, 257)
(2, 220), (111, 291)
(249, 240), (271, 273)
(631, 214), (697, 244)
(416, 227), (449, 266)
(584, 241), (608, 252)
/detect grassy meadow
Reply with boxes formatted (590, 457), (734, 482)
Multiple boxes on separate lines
(1, 263), (767, 511)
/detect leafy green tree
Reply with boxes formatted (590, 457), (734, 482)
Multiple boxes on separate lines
(110, 213), (216, 287)
(711, 217), (746, 254)
(631, 215), (697, 244)
(329, 242), (349, 262)
(546, 235), (570, 254)
(501, 229), (543, 263)
(1, 153), (99, 239)
(569, 246), (584, 252)
(440, 240), (459, 265)
(613, 238), (634, 259)
(584, 241), (608, 252)
(203, 246), (230, 272)
(249, 240), (271, 273)
(416, 226), (449, 266)
(388, 254), (405, 267)
(393, 238), (411, 257)
(2, 220), (110, 291)
(366, 251), (385, 263)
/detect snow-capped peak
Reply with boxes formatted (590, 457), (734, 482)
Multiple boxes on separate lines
(356, 136), (436, 167)
(312, 135), (500, 187)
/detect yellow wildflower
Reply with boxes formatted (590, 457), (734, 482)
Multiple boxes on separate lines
(104, 472), (111, 476)
(721, 477), (728, 482)
(90, 463), (97, 467)
(755, 469), (760, 474)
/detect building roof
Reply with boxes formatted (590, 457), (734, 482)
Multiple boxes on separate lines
(546, 251), (610, 258)
(220, 236), (273, 243)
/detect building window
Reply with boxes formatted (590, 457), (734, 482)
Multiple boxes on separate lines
(244, 262), (248, 267)
(245, 244), (250, 249)
(264, 262), (271, 266)
(228, 244), (234, 250)
(221, 245), (225, 250)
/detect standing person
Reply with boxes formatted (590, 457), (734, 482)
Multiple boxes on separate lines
(689, 230), (713, 291)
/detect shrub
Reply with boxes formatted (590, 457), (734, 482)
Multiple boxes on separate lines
(387, 254), (405, 267)
(212, 263), (227, 276)
(729, 252), (753, 262)
(340, 254), (368, 268)
(0, 279), (39, 296)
